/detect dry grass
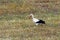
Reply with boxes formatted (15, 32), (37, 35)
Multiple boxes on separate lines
(0, 16), (60, 40)
(0, 0), (60, 40)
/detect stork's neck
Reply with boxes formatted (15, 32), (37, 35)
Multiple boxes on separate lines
(30, 14), (35, 19)
(32, 15), (34, 18)
(31, 14), (34, 19)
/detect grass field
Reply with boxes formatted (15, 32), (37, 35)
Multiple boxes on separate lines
(0, 0), (60, 40)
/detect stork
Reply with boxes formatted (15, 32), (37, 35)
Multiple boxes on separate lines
(29, 14), (45, 25)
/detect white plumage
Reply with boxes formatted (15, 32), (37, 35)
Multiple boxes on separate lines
(32, 18), (39, 22)
(29, 14), (45, 25)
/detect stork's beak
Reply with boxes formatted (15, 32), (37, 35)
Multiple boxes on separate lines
(26, 15), (31, 19)
(27, 14), (33, 19)
(29, 15), (32, 19)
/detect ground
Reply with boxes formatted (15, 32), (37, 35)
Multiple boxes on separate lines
(0, 0), (60, 40)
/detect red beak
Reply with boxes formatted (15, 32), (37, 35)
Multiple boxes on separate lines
(29, 15), (32, 19)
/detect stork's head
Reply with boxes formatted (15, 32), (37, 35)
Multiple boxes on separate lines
(29, 14), (34, 19)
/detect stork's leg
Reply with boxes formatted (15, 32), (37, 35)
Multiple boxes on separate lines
(35, 23), (38, 25)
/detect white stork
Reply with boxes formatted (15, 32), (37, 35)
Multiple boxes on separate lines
(29, 14), (45, 25)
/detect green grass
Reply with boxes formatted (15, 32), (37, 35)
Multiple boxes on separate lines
(0, 0), (60, 40)
(0, 13), (60, 40)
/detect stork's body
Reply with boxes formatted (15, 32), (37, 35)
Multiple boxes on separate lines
(30, 14), (45, 25)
